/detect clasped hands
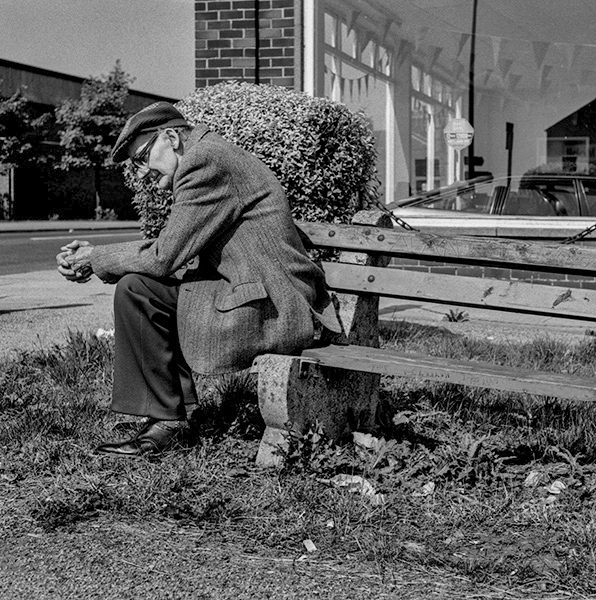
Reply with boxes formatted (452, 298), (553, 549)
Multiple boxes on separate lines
(56, 240), (95, 283)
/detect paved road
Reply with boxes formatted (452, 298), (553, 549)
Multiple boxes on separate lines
(0, 229), (142, 276)
(0, 223), (141, 357)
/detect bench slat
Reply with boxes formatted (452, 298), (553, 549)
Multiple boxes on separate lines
(322, 261), (596, 321)
(298, 221), (596, 274)
(302, 345), (596, 402)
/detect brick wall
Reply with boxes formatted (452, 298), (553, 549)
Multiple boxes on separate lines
(195, 0), (297, 89)
(391, 258), (596, 290)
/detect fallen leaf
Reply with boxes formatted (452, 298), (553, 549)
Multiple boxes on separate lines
(330, 474), (385, 504)
(370, 493), (386, 506)
(546, 480), (566, 495)
(444, 531), (465, 546)
(352, 432), (377, 449)
(403, 541), (425, 554)
(330, 474), (375, 496)
(524, 471), (544, 487)
(413, 481), (435, 497)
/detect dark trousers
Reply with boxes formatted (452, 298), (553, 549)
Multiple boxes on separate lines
(111, 273), (197, 420)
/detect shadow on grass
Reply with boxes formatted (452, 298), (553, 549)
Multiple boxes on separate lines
(1, 327), (596, 596)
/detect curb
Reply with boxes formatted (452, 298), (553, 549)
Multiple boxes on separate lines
(0, 221), (140, 234)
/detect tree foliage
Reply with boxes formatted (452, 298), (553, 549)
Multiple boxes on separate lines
(0, 87), (54, 172)
(55, 61), (133, 171)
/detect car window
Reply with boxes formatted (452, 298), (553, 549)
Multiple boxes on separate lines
(581, 180), (596, 216)
(502, 181), (578, 216)
(422, 187), (493, 213)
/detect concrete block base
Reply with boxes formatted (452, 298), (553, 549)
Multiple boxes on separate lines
(254, 353), (378, 467)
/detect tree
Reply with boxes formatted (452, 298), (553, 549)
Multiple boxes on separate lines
(55, 61), (134, 213)
(0, 87), (54, 171)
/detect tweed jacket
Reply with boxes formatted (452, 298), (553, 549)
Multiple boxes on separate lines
(91, 124), (341, 374)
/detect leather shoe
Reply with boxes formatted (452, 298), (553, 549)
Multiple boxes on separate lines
(95, 419), (182, 457)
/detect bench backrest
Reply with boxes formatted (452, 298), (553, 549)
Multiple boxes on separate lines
(296, 210), (596, 328)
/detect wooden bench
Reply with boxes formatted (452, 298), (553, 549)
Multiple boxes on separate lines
(252, 210), (596, 466)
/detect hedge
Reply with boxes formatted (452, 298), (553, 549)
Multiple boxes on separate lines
(127, 82), (380, 238)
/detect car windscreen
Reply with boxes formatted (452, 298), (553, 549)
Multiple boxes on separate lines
(501, 180), (578, 216)
(418, 182), (495, 213)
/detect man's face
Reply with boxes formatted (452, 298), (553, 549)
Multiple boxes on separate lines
(128, 129), (181, 190)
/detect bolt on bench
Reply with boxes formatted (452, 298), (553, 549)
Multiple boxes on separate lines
(252, 210), (596, 466)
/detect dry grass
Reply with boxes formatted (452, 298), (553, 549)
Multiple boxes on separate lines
(1, 328), (596, 598)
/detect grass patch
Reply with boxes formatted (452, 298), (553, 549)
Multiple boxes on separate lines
(1, 326), (596, 597)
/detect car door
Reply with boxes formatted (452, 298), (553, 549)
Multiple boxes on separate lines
(579, 178), (596, 216)
(501, 178), (579, 216)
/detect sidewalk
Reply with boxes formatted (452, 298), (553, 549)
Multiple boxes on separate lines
(379, 298), (591, 344)
(0, 219), (139, 233)
(0, 269), (115, 357)
(0, 221), (134, 357)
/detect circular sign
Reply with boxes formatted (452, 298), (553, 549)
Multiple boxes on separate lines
(444, 118), (474, 150)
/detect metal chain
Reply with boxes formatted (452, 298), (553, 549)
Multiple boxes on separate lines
(376, 201), (596, 244)
(561, 222), (596, 245)
(374, 201), (419, 232)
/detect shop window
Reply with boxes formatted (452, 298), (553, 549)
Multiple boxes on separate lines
(322, 8), (397, 203)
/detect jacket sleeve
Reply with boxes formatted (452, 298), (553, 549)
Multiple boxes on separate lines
(91, 141), (243, 282)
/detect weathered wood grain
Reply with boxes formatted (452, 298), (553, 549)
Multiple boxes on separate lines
(302, 345), (596, 402)
(320, 261), (596, 321)
(297, 221), (596, 274)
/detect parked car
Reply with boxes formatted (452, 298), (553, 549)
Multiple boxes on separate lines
(389, 174), (596, 218)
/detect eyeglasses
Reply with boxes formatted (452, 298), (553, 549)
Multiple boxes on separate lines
(130, 131), (159, 179)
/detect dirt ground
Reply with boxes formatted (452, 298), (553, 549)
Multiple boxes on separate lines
(0, 516), (578, 600)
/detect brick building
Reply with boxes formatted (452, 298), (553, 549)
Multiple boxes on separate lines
(194, 1), (596, 206)
(195, 0), (297, 89)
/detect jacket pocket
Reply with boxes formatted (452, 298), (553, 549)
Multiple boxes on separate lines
(214, 282), (268, 312)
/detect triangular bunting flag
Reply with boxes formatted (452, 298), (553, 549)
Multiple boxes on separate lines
(427, 46), (442, 72)
(396, 40), (412, 68)
(453, 61), (464, 83)
(483, 69), (493, 87)
(510, 73), (522, 90)
(457, 33), (470, 59)
(361, 30), (373, 52)
(540, 64), (553, 92)
(561, 43), (574, 70)
(532, 41), (549, 69)
(492, 36), (502, 68)
(348, 10), (361, 35)
(415, 26), (429, 51)
(475, 91), (483, 110)
(499, 58), (513, 79)
(382, 19), (395, 43)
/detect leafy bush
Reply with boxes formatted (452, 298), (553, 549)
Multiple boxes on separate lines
(128, 82), (380, 237)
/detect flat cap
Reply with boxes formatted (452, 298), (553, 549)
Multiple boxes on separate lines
(111, 102), (189, 163)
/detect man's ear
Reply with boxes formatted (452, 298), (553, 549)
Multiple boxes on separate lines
(164, 128), (181, 151)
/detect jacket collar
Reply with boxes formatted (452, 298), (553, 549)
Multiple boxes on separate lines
(186, 123), (210, 148)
